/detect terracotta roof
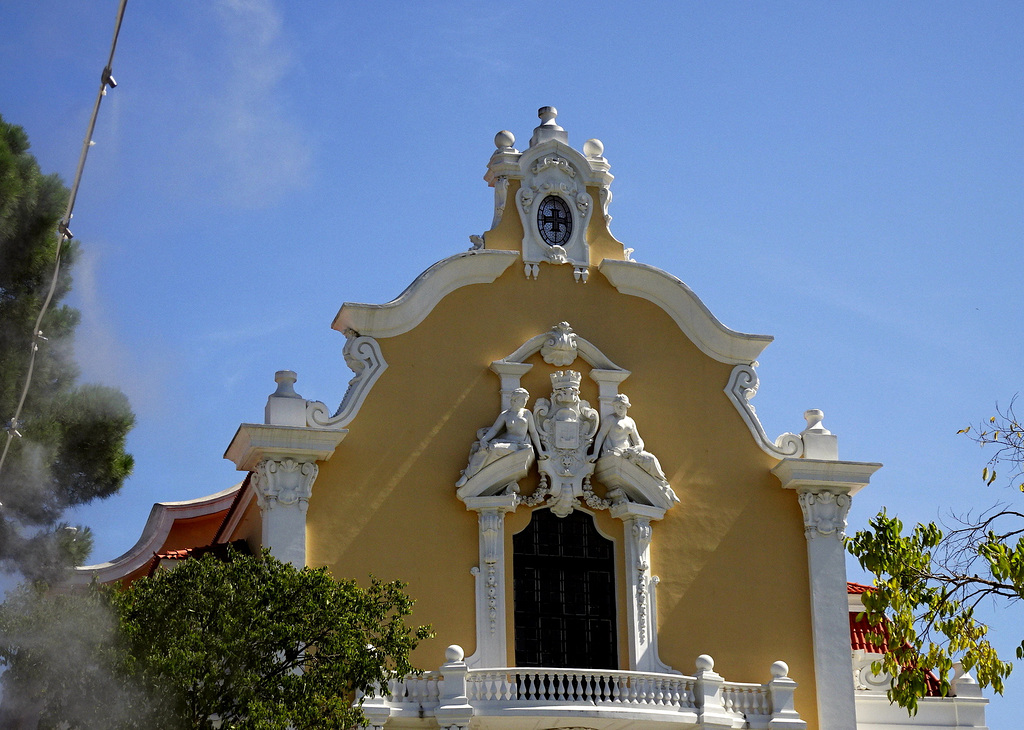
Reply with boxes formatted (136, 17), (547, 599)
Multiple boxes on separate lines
(847, 584), (943, 696)
(149, 539), (252, 576)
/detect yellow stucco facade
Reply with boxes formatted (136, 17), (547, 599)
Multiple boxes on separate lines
(299, 185), (816, 723)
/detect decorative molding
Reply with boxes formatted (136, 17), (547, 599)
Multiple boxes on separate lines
(621, 509), (675, 674)
(252, 458), (318, 513)
(798, 489), (851, 540)
(851, 650), (892, 692)
(306, 334), (388, 429)
(598, 259), (773, 365)
(224, 424), (348, 473)
(725, 363), (804, 459)
(499, 322), (627, 373)
(540, 321), (578, 366)
(332, 250), (519, 338)
(463, 497), (518, 669)
(517, 147), (594, 273)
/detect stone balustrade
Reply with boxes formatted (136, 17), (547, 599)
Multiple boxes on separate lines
(361, 646), (806, 730)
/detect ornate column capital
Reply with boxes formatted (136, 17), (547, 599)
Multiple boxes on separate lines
(772, 458), (880, 542)
(252, 458), (318, 513)
(796, 488), (851, 540)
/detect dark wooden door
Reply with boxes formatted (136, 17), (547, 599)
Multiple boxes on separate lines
(513, 508), (617, 669)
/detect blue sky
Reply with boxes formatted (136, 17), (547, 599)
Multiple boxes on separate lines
(2, 1), (1022, 723)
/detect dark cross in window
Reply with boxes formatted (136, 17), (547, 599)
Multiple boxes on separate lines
(538, 196), (572, 246)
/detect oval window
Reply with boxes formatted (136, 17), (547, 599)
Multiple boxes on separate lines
(537, 195), (572, 246)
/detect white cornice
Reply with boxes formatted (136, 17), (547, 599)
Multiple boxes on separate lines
(332, 250), (519, 338)
(597, 259), (773, 365)
(224, 424), (348, 472)
(72, 484), (241, 585)
(771, 459), (882, 495)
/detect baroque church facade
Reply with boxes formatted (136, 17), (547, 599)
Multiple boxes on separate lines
(79, 108), (988, 730)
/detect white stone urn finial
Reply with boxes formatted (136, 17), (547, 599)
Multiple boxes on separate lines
(530, 106), (567, 147)
(273, 370), (300, 398)
(583, 138), (604, 158)
(494, 130), (515, 151)
(265, 370), (306, 426)
(803, 409), (830, 434)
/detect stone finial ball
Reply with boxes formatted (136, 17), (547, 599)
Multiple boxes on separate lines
(445, 644), (465, 663)
(583, 138), (604, 158)
(695, 654), (715, 672)
(770, 660), (789, 679)
(538, 106), (558, 121)
(495, 130), (515, 149)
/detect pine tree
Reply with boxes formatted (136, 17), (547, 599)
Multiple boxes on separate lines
(0, 114), (134, 578)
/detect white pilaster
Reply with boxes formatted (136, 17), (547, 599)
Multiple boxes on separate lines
(772, 459), (881, 730)
(611, 500), (673, 673)
(225, 372), (347, 567)
(463, 494), (518, 668)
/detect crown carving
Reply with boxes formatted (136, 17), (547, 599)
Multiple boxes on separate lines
(550, 370), (582, 390)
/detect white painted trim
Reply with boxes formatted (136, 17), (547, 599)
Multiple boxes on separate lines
(73, 484), (241, 585)
(306, 335), (388, 429)
(773, 459), (883, 730)
(224, 424), (348, 472)
(500, 331), (627, 371)
(725, 363), (804, 459)
(597, 259), (773, 365)
(332, 250), (519, 338)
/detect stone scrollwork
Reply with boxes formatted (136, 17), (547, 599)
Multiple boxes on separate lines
(632, 519), (653, 642)
(253, 458), (318, 512)
(725, 363), (804, 459)
(306, 333), (388, 429)
(797, 488), (852, 540)
(532, 155), (576, 178)
(540, 321), (578, 366)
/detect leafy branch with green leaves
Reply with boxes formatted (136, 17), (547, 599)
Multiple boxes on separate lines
(847, 400), (1024, 713)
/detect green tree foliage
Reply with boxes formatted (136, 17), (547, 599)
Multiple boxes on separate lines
(0, 550), (431, 729)
(847, 401), (1024, 713)
(0, 114), (134, 577)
